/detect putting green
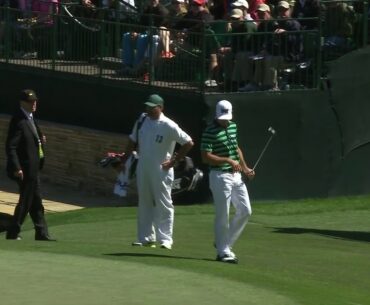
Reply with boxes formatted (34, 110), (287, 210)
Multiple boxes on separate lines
(0, 250), (299, 305)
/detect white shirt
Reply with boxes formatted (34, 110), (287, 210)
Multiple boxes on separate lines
(130, 113), (192, 167)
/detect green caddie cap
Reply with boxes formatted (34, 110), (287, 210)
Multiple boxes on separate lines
(144, 94), (164, 107)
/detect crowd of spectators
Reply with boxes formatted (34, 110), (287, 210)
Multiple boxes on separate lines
(0, 0), (368, 91)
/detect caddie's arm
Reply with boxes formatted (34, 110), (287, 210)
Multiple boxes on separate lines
(120, 138), (136, 171)
(162, 140), (194, 170)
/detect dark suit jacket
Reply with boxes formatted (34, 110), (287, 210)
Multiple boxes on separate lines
(5, 108), (45, 180)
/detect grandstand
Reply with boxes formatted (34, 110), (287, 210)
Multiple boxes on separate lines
(1, 0), (370, 200)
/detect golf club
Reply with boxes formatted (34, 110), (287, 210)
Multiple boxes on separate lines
(252, 126), (276, 171)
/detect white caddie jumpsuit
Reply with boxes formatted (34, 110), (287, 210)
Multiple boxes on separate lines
(130, 113), (192, 247)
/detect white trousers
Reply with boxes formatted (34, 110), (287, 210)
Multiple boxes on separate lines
(136, 164), (174, 246)
(209, 170), (252, 256)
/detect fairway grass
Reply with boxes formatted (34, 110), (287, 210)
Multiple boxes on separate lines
(0, 196), (369, 305)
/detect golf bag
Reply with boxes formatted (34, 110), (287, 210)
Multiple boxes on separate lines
(99, 153), (203, 198)
(172, 156), (203, 196)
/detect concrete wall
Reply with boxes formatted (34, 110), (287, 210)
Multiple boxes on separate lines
(0, 115), (129, 197)
(2, 47), (370, 200)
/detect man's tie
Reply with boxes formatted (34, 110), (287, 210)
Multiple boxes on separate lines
(29, 116), (44, 159)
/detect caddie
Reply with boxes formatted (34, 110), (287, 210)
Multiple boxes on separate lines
(122, 94), (194, 249)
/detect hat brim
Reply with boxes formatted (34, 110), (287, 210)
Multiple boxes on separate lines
(217, 114), (232, 120)
(144, 102), (160, 107)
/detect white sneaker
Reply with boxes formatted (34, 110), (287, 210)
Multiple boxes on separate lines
(216, 253), (238, 264)
(160, 243), (172, 250)
(131, 241), (156, 248)
(229, 251), (236, 259)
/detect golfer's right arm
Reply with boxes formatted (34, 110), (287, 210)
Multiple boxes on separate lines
(201, 151), (242, 172)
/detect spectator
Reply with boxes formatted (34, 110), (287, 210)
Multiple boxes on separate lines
(291, 0), (319, 30)
(168, 0), (188, 20)
(209, 0), (227, 19)
(175, 0), (220, 87)
(220, 7), (257, 90)
(239, 3), (280, 91)
(66, 0), (101, 61)
(322, 0), (356, 52)
(141, 0), (173, 58)
(121, 0), (172, 74)
(247, 0), (267, 20)
(275, 0), (302, 62)
(176, 0), (214, 34)
(31, 0), (59, 59)
(165, 0), (189, 54)
(231, 0), (254, 21)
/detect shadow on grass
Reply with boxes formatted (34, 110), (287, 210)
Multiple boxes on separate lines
(272, 227), (370, 242)
(104, 252), (214, 262)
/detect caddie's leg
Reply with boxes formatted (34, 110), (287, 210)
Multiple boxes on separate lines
(229, 172), (252, 248)
(153, 168), (174, 247)
(136, 167), (156, 243)
(209, 171), (233, 256)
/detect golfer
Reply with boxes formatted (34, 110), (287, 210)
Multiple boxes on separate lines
(201, 100), (254, 263)
(123, 94), (193, 249)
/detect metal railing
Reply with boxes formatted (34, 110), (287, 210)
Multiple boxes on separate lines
(0, 1), (368, 93)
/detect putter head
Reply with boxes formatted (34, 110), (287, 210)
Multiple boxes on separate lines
(268, 126), (276, 135)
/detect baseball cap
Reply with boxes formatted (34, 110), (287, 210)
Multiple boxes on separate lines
(144, 94), (164, 107)
(216, 100), (232, 120)
(231, 0), (249, 9)
(256, 3), (270, 12)
(20, 89), (38, 103)
(230, 8), (244, 19)
(173, 0), (185, 2)
(192, 0), (205, 6)
(277, 1), (290, 9)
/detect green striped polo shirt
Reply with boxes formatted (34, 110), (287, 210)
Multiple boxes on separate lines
(201, 121), (240, 171)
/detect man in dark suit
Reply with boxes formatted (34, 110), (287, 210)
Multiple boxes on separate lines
(5, 89), (55, 241)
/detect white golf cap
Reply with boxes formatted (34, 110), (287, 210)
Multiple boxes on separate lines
(216, 100), (233, 120)
(256, 3), (270, 12)
(277, 1), (290, 9)
(230, 8), (243, 19)
(231, 0), (249, 9)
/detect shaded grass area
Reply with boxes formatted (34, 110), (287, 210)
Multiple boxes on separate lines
(0, 196), (369, 305)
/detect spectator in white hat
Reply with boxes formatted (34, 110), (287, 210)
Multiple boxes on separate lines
(231, 0), (254, 21)
(274, 1), (302, 61)
(220, 7), (257, 91)
(244, 0), (267, 20)
(239, 2), (283, 92)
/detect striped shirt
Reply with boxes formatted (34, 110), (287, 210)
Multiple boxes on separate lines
(201, 121), (240, 171)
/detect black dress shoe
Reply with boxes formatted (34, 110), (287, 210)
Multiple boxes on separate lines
(35, 235), (56, 241)
(6, 234), (22, 240)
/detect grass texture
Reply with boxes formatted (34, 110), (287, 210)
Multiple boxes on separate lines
(0, 196), (369, 305)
